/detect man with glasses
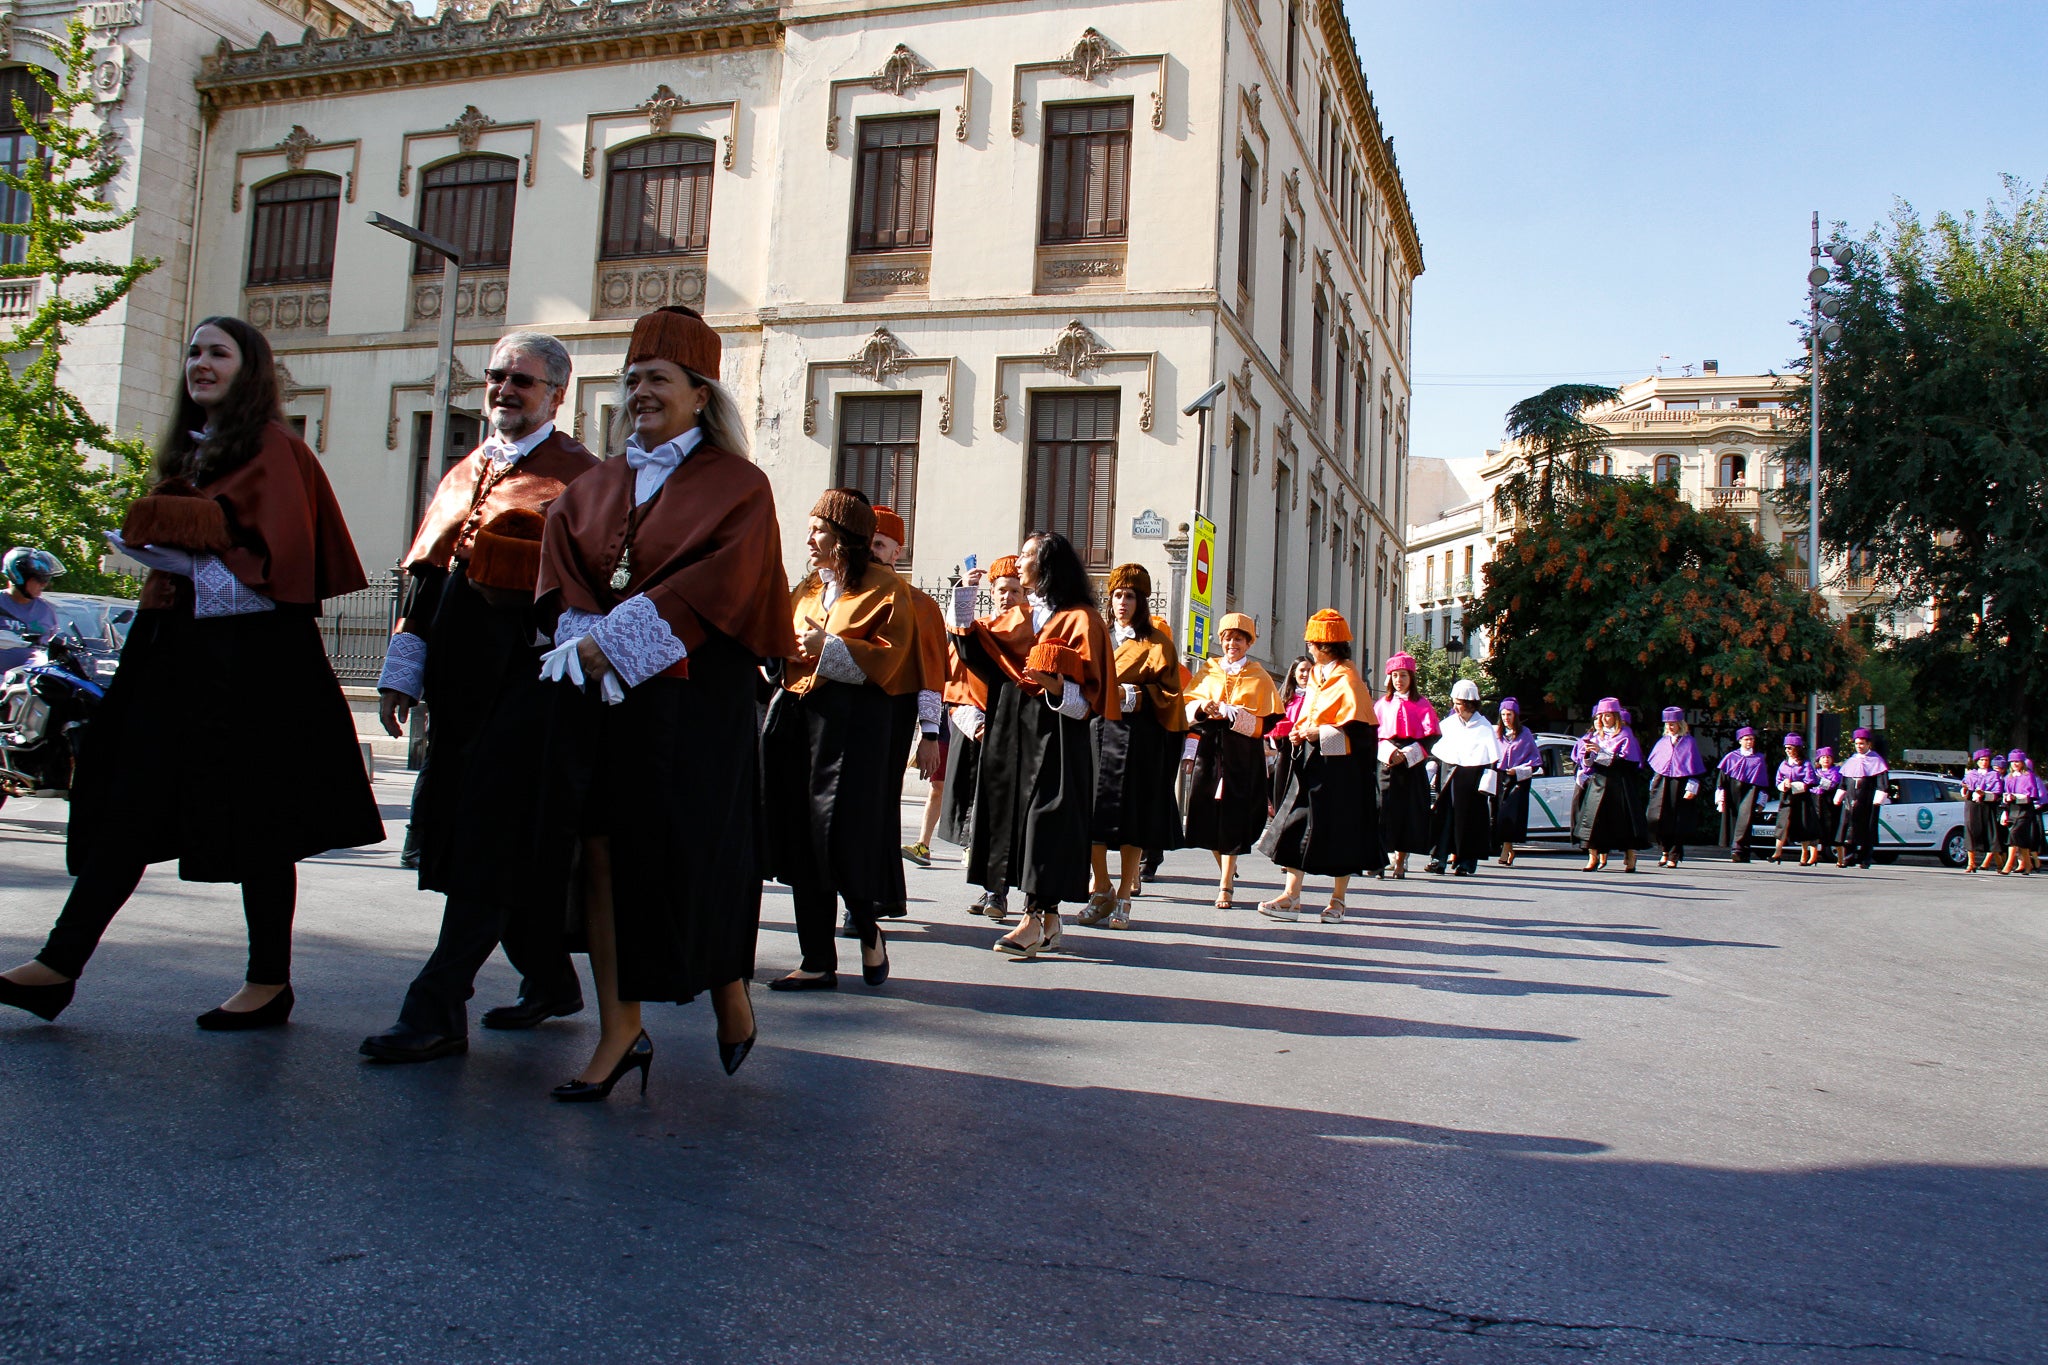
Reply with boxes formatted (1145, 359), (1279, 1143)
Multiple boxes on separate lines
(360, 332), (601, 1064)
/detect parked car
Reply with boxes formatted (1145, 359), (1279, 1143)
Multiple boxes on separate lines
(1753, 769), (1967, 867)
(1515, 732), (1590, 844)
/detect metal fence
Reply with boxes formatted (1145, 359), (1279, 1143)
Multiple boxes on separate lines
(319, 567), (402, 684)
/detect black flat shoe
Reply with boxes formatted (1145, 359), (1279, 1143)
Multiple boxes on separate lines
(861, 928), (891, 988)
(359, 1027), (469, 1063)
(1425, 860), (1447, 875)
(552, 1031), (652, 1102)
(0, 974), (74, 1022)
(480, 996), (584, 1030)
(767, 971), (837, 991)
(196, 985), (294, 1031)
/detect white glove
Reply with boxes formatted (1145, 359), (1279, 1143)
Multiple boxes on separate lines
(104, 529), (195, 577)
(1684, 779), (1699, 799)
(539, 636), (625, 704)
(1873, 789), (1887, 805)
(1593, 750), (1613, 768)
(1714, 790), (1725, 812)
(1834, 790), (1846, 806)
(1790, 781), (1807, 794)
(1120, 683), (1141, 714)
(1229, 706), (1260, 737)
(1316, 724), (1348, 756)
(1515, 764), (1535, 781)
(951, 705), (985, 741)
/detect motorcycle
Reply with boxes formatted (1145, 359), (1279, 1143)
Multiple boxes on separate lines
(0, 624), (106, 806)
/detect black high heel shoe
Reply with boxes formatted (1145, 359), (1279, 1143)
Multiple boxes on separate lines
(552, 1030), (652, 1102)
(718, 984), (757, 1077)
(0, 974), (75, 1022)
(196, 985), (294, 1031)
(861, 926), (890, 988)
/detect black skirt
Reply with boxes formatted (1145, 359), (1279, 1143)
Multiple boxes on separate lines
(1776, 790), (1821, 842)
(1090, 707), (1183, 851)
(1492, 770), (1531, 844)
(959, 633), (1094, 907)
(1377, 756), (1435, 855)
(1183, 724), (1269, 856)
(408, 565), (572, 911)
(540, 632), (763, 1005)
(1259, 720), (1384, 877)
(1837, 775), (1885, 855)
(1645, 773), (1698, 852)
(1720, 778), (1764, 849)
(66, 605), (383, 882)
(2005, 801), (2042, 853)
(1964, 794), (1999, 854)
(1575, 757), (1651, 852)
(761, 678), (913, 908)
(1429, 764), (1494, 867)
(938, 725), (982, 848)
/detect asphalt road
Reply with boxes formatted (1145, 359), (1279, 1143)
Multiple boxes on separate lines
(1, 775), (2042, 1364)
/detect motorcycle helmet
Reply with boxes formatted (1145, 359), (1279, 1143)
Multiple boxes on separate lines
(3, 547), (63, 589)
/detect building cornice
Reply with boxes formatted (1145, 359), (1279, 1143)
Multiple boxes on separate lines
(195, 0), (783, 110)
(1312, 0), (1421, 279)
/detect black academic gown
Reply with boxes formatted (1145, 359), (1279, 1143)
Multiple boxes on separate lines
(958, 630), (1094, 908)
(762, 676), (914, 911)
(1645, 773), (1700, 859)
(1429, 763), (1495, 872)
(1184, 722), (1273, 856)
(1575, 755), (1652, 853)
(1260, 719), (1384, 877)
(1719, 772), (1766, 859)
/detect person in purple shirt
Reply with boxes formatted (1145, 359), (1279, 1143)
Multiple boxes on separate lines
(1832, 728), (1890, 869)
(1809, 747), (1842, 864)
(1770, 734), (1821, 865)
(1645, 708), (1705, 867)
(1998, 751), (2042, 876)
(1962, 748), (2003, 872)
(1492, 698), (1542, 866)
(1716, 727), (1770, 862)
(1572, 697), (1650, 872)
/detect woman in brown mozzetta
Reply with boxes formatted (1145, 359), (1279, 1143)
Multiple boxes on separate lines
(763, 488), (919, 991)
(0, 316), (381, 1028)
(533, 306), (792, 1100)
(1080, 562), (1186, 931)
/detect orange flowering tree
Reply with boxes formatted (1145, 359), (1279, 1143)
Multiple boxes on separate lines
(1470, 477), (1857, 721)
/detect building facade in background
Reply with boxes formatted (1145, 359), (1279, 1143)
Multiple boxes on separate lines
(144, 0), (1421, 671)
(1407, 367), (1925, 651)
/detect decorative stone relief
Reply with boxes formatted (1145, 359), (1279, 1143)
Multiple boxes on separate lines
(1043, 320), (1107, 379)
(848, 327), (909, 383)
(411, 273), (509, 328)
(244, 284), (330, 335)
(448, 104), (496, 152)
(595, 258), (707, 316)
(642, 83), (683, 133)
(871, 44), (932, 96)
(276, 124), (319, 170)
(1057, 27), (1118, 82)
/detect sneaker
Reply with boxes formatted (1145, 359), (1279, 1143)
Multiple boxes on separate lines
(901, 842), (931, 867)
(1076, 893), (1116, 926)
(1108, 899), (1132, 930)
(1320, 903), (1346, 924)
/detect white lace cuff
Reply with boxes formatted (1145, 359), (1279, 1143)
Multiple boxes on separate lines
(1046, 677), (1089, 720)
(1317, 724), (1349, 756)
(815, 633), (868, 686)
(553, 606), (604, 645)
(1120, 683), (1142, 715)
(951, 704), (984, 740)
(589, 595), (687, 689)
(1186, 697), (1208, 725)
(1400, 741), (1427, 767)
(1182, 735), (1200, 761)
(917, 688), (943, 736)
(193, 555), (275, 618)
(379, 631), (428, 700)
(946, 583), (978, 631)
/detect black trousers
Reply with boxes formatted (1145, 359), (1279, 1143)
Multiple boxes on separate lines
(39, 862), (296, 983)
(792, 880), (877, 975)
(396, 894), (582, 1037)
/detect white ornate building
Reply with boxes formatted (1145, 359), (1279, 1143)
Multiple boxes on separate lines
(120, 0), (1422, 668)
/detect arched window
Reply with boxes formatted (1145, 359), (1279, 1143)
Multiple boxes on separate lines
(1653, 453), (1680, 485)
(247, 173), (341, 286)
(413, 154), (518, 273)
(602, 137), (713, 259)
(1718, 452), (1747, 487)
(0, 67), (52, 267)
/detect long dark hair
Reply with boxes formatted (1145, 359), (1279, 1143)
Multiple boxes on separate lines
(1281, 654), (1313, 704)
(1023, 531), (1094, 613)
(153, 316), (283, 487)
(795, 490), (875, 597)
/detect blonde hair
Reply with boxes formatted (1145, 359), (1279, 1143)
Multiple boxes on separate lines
(607, 365), (749, 459)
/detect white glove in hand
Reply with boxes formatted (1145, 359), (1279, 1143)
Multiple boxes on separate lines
(1834, 790), (1846, 806)
(1790, 781), (1807, 794)
(1684, 779), (1699, 799)
(1120, 683), (1141, 714)
(1714, 790), (1726, 812)
(104, 529), (195, 577)
(1515, 764), (1535, 780)
(539, 636), (625, 704)
(1593, 750), (1613, 767)
(1873, 789), (1888, 805)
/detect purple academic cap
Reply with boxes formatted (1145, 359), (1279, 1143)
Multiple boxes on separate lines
(1593, 696), (1621, 717)
(1661, 706), (1684, 723)
(1735, 726), (1756, 740)
(1973, 749), (1993, 760)
(1853, 727), (1873, 740)
(2010, 749), (2029, 765)
(1499, 697), (1520, 713)
(1783, 733), (1805, 747)
(1815, 746), (1834, 759)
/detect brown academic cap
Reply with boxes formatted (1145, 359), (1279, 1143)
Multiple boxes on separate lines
(627, 306), (721, 379)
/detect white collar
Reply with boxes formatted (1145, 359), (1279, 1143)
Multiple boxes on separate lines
(482, 420), (555, 466)
(1028, 593), (1051, 632)
(1113, 621), (1139, 645)
(1218, 653), (1250, 676)
(624, 426), (704, 506)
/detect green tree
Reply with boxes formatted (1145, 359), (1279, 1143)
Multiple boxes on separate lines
(0, 20), (159, 595)
(1777, 178), (2048, 747)
(1491, 382), (1621, 519)
(1472, 477), (1857, 722)
(1399, 633), (1491, 712)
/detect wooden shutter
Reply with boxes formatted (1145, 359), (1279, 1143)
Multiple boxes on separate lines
(603, 138), (713, 259)
(836, 394), (923, 559)
(247, 173), (341, 286)
(1039, 102), (1131, 244)
(413, 155), (518, 273)
(1027, 390), (1119, 568)
(852, 115), (939, 253)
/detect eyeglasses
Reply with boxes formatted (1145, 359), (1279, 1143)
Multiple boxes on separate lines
(485, 368), (548, 390)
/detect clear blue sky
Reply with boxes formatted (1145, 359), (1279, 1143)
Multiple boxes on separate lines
(1349, 0), (2048, 464)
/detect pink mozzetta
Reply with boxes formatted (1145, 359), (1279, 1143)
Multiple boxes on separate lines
(1375, 694), (1441, 740)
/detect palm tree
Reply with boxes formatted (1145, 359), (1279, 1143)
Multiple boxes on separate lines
(1492, 382), (1621, 518)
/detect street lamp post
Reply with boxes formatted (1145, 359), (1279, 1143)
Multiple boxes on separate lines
(368, 212), (463, 484)
(1806, 213), (1849, 746)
